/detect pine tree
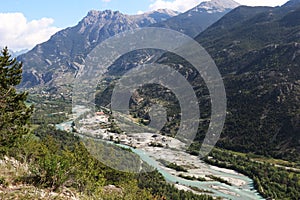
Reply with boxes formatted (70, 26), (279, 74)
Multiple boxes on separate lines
(0, 47), (33, 154)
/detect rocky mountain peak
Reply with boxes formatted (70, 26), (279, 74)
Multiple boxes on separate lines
(87, 9), (121, 17)
(152, 9), (180, 16)
(128, 9), (179, 26)
(82, 10), (124, 26)
(191, 0), (240, 13)
(18, 8), (179, 88)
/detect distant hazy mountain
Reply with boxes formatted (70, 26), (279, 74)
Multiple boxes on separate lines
(153, 0), (240, 37)
(18, 9), (178, 88)
(5, 48), (29, 57)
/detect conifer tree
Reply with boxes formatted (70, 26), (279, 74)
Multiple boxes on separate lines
(0, 47), (33, 154)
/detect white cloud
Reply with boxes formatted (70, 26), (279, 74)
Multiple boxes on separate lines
(137, 10), (144, 15)
(102, 0), (111, 2)
(0, 12), (61, 51)
(149, 0), (203, 12)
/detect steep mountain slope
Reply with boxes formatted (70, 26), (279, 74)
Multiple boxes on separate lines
(19, 1), (239, 89)
(18, 0), (300, 161)
(97, 1), (300, 161)
(192, 1), (300, 159)
(90, 0), (241, 84)
(197, 4), (300, 73)
(218, 43), (300, 159)
(18, 9), (178, 88)
(153, 0), (240, 37)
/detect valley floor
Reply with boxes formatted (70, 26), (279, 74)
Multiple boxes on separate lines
(56, 106), (264, 200)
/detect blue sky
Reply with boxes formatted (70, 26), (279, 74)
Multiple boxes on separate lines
(0, 0), (150, 27)
(0, 0), (289, 51)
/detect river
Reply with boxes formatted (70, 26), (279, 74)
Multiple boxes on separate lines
(56, 106), (264, 200)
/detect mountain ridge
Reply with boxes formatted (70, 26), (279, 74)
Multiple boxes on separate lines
(18, 9), (178, 88)
(191, 0), (239, 13)
(97, 0), (300, 161)
(152, 0), (240, 37)
(18, 2), (238, 89)
(192, 1), (300, 159)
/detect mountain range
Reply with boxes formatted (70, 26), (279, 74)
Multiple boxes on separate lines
(17, 0), (300, 160)
(146, 0), (300, 160)
(96, 0), (300, 160)
(18, 0), (238, 89)
(193, 0), (300, 159)
(152, 0), (239, 37)
(18, 9), (178, 88)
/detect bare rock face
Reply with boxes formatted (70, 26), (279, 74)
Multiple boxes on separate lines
(18, 0), (240, 89)
(191, 0), (240, 13)
(18, 9), (178, 89)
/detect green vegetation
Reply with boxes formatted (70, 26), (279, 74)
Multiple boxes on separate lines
(189, 186), (213, 194)
(92, 4), (300, 198)
(158, 159), (188, 172)
(205, 175), (232, 186)
(29, 94), (71, 125)
(178, 174), (206, 182)
(204, 148), (300, 199)
(195, 5), (300, 161)
(98, 4), (300, 163)
(137, 171), (213, 200)
(0, 47), (211, 199)
(0, 176), (7, 187)
(166, 163), (188, 172)
(0, 47), (33, 154)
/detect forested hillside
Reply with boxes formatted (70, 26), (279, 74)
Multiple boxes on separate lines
(96, 2), (300, 161)
(0, 48), (212, 199)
